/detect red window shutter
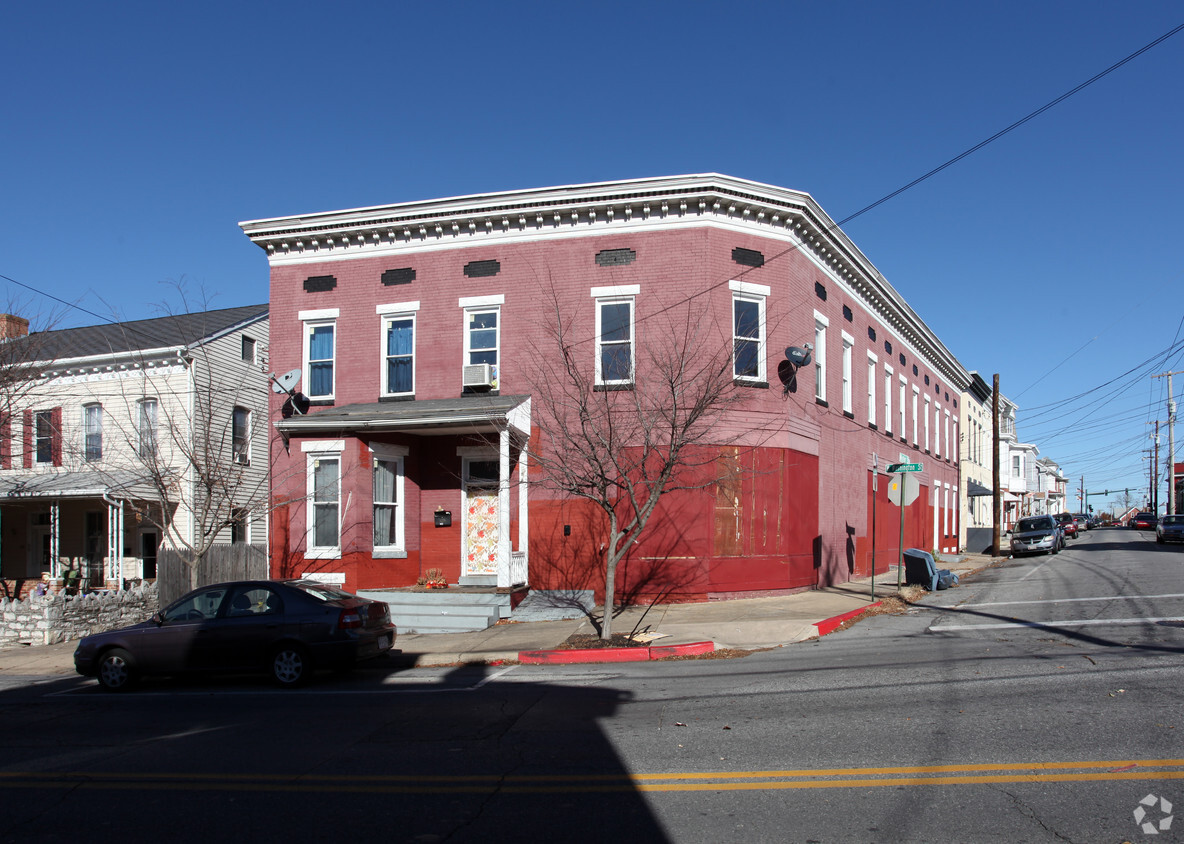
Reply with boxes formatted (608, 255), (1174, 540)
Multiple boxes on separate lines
(51, 407), (63, 467)
(22, 409), (32, 469)
(0, 415), (9, 470)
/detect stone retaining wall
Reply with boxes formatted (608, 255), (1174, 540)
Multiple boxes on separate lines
(0, 584), (159, 647)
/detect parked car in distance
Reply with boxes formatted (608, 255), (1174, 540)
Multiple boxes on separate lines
(74, 579), (396, 691)
(1157, 514), (1184, 545)
(1074, 514), (1091, 531)
(1131, 512), (1158, 530)
(1055, 513), (1079, 539)
(1011, 515), (1063, 557)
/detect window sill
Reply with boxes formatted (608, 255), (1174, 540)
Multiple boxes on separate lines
(309, 399), (335, 407)
(815, 397), (829, 408)
(594, 383), (634, 392)
(373, 549), (408, 559)
(304, 549), (341, 560)
(379, 395), (416, 403)
(868, 423), (878, 431)
(734, 379), (769, 389)
(842, 410), (855, 419)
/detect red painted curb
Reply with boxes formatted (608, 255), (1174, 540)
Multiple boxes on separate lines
(814, 601), (882, 636)
(519, 640), (716, 665)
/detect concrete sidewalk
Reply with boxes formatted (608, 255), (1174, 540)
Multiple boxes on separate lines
(0, 554), (989, 674)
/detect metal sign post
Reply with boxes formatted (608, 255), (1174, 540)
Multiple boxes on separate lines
(871, 454), (878, 600)
(885, 463), (923, 588)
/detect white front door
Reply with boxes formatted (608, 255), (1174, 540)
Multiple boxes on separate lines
(462, 458), (500, 577)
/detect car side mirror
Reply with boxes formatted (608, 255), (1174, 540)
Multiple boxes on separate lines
(151, 611), (164, 626)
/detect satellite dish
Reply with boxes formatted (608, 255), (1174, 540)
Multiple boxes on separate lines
(784, 344), (813, 368)
(271, 369), (302, 395)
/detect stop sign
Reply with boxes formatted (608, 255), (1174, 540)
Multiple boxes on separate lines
(887, 472), (920, 506)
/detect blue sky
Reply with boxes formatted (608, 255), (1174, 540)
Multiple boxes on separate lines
(2, 1), (1182, 510)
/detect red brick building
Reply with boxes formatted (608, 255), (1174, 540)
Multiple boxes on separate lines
(240, 175), (968, 602)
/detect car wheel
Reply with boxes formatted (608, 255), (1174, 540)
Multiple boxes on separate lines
(270, 644), (310, 687)
(97, 648), (138, 692)
(1157, 536), (1164, 544)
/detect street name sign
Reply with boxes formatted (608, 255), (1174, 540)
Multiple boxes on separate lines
(886, 462), (922, 473)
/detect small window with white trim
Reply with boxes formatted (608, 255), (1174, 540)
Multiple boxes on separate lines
(592, 285), (638, 386)
(814, 312), (828, 403)
(731, 281), (769, 384)
(840, 332), (853, 414)
(372, 444), (408, 554)
(378, 301), (419, 397)
(867, 351), (877, 426)
(301, 309), (338, 401)
(303, 440), (344, 558)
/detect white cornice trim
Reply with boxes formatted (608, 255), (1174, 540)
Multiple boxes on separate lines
(241, 174), (970, 391)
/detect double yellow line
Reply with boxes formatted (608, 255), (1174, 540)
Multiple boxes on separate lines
(2, 760), (1182, 794)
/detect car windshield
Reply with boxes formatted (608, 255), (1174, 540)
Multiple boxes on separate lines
(1018, 518), (1051, 531)
(1162, 515), (1183, 525)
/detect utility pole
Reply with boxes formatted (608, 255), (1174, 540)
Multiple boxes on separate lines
(992, 374), (1001, 556)
(1152, 370), (1181, 515)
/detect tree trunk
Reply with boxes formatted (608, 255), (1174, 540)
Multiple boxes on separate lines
(601, 552), (619, 641)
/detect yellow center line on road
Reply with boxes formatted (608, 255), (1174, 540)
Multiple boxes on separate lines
(2, 760), (1182, 795)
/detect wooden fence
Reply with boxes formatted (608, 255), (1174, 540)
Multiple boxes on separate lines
(157, 545), (268, 606)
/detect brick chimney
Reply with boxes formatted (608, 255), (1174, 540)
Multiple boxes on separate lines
(0, 314), (29, 340)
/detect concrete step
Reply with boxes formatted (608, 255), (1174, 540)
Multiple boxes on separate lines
(360, 589), (511, 634)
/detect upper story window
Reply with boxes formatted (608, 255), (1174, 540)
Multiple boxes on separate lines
(230, 507), (249, 544)
(34, 410), (56, 464)
(731, 281), (769, 384)
(911, 386), (919, 446)
(300, 308), (338, 401)
(898, 376), (906, 440)
(883, 365), (893, 434)
(378, 301), (419, 398)
(840, 332), (853, 414)
(232, 406), (250, 465)
(138, 399), (158, 461)
(814, 312), (828, 404)
(84, 403), (103, 461)
(866, 351), (877, 426)
(591, 285), (637, 387)
(241, 335), (256, 364)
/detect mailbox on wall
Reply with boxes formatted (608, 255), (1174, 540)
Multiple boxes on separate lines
(434, 510), (452, 528)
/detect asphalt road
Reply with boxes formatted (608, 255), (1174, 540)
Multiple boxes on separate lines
(1, 526), (1180, 843)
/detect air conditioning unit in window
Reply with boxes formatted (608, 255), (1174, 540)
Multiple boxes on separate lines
(234, 452), (250, 466)
(462, 363), (495, 388)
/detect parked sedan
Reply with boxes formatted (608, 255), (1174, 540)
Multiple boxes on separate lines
(74, 579), (396, 691)
(1157, 514), (1184, 545)
(1010, 515), (1063, 557)
(1055, 513), (1079, 539)
(1132, 512), (1158, 530)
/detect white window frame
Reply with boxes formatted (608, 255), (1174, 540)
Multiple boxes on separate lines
(460, 295), (503, 378)
(138, 398), (158, 460)
(840, 332), (853, 414)
(371, 443), (409, 556)
(303, 439), (345, 559)
(232, 405), (251, 465)
(83, 402), (103, 462)
(814, 311), (828, 403)
(592, 285), (638, 386)
(934, 405), (942, 457)
(378, 301), (420, 398)
(944, 409), (951, 462)
(924, 395), (932, 452)
(883, 364), (893, 435)
(911, 385), (920, 446)
(730, 281), (769, 384)
(898, 375), (907, 441)
(867, 351), (877, 426)
(301, 308), (339, 402)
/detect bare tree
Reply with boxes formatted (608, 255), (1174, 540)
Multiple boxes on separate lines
(527, 286), (760, 641)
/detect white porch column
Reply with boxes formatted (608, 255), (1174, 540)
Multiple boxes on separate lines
(107, 499), (124, 587)
(498, 426), (512, 588)
(50, 502), (60, 579)
(519, 440), (528, 569)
